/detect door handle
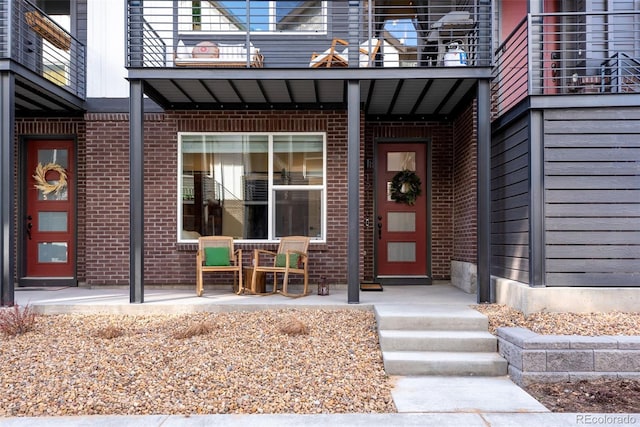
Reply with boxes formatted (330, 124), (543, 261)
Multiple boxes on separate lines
(377, 215), (382, 240)
(26, 215), (32, 240)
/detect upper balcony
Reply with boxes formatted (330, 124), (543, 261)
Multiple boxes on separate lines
(492, 11), (640, 120)
(0, 0), (86, 114)
(125, 1), (492, 119)
(127, 0), (491, 69)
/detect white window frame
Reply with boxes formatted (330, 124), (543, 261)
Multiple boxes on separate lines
(177, 132), (327, 243)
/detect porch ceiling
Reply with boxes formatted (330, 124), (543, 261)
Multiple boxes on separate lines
(10, 72), (85, 115)
(133, 68), (490, 120)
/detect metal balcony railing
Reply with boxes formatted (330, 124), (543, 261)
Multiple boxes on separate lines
(493, 11), (640, 119)
(0, 0), (86, 100)
(126, 0), (491, 69)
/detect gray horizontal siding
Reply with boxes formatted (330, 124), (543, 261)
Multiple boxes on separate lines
(544, 107), (640, 287)
(491, 115), (530, 283)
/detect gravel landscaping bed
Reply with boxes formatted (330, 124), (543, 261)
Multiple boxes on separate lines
(0, 309), (395, 417)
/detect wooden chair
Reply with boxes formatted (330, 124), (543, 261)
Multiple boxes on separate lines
(310, 38), (382, 68)
(251, 236), (310, 298)
(196, 236), (243, 297)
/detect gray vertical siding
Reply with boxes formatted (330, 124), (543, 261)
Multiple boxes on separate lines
(490, 115), (530, 283)
(543, 107), (640, 287)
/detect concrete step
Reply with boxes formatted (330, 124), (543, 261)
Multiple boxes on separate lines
(379, 330), (497, 352)
(382, 351), (508, 376)
(374, 305), (488, 331)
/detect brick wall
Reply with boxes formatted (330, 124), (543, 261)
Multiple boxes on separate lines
(365, 121), (454, 280)
(82, 110), (354, 286)
(452, 100), (478, 263)
(19, 109), (474, 287)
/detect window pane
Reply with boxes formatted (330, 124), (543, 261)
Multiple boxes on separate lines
(273, 135), (324, 185)
(38, 242), (68, 263)
(38, 212), (68, 232)
(275, 190), (322, 238)
(387, 152), (416, 172)
(276, 1), (324, 32)
(388, 212), (415, 232)
(387, 242), (416, 262)
(36, 149), (68, 200)
(179, 1), (324, 32)
(181, 134), (268, 240)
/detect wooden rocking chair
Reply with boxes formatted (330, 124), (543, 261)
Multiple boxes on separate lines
(251, 236), (310, 298)
(196, 236), (243, 296)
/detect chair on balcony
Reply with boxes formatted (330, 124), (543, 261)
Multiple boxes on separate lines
(174, 40), (264, 68)
(310, 38), (381, 68)
(196, 236), (243, 297)
(251, 236), (310, 298)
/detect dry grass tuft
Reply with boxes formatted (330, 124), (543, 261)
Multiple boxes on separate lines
(279, 317), (309, 336)
(0, 304), (37, 337)
(172, 321), (215, 339)
(94, 325), (124, 339)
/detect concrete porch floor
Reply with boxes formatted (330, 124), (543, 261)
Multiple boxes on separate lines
(14, 282), (479, 315)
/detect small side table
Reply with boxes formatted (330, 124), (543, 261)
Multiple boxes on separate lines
(242, 267), (266, 294)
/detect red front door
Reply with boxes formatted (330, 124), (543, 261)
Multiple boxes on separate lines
(376, 142), (428, 279)
(25, 140), (75, 281)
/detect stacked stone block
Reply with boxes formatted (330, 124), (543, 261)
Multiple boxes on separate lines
(497, 327), (640, 386)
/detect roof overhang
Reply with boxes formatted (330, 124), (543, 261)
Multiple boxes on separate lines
(128, 67), (492, 120)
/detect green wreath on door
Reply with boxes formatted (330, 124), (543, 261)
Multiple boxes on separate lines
(390, 169), (422, 206)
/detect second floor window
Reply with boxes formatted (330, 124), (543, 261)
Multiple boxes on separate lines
(181, 1), (326, 33)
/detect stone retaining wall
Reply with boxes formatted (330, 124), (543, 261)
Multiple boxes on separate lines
(497, 327), (640, 386)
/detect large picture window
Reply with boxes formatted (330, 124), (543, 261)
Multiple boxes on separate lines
(179, 133), (325, 242)
(179, 1), (326, 33)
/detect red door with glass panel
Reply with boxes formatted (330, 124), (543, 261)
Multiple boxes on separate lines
(25, 140), (75, 281)
(376, 143), (428, 279)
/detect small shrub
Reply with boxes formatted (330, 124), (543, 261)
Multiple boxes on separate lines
(0, 304), (37, 337)
(94, 325), (124, 339)
(172, 322), (214, 339)
(279, 317), (308, 336)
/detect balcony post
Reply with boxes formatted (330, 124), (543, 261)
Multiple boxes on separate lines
(129, 79), (144, 303)
(0, 72), (16, 306)
(129, 0), (144, 67)
(347, 79), (360, 304)
(477, 79), (491, 303)
(347, 0), (360, 68)
(478, 0), (492, 66)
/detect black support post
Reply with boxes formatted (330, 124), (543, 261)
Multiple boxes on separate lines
(0, 72), (15, 306)
(347, 79), (360, 304)
(129, 79), (144, 303)
(477, 79), (491, 303)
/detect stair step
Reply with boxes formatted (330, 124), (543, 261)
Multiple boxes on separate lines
(375, 305), (488, 331)
(378, 330), (497, 352)
(382, 351), (508, 376)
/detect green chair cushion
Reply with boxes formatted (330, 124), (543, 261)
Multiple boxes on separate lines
(275, 253), (299, 268)
(204, 247), (230, 266)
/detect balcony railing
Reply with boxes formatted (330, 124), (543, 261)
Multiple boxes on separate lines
(493, 11), (640, 119)
(0, 0), (86, 99)
(126, 0), (491, 69)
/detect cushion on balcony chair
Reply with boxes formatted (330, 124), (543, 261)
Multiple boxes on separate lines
(204, 247), (230, 266)
(176, 40), (191, 59)
(275, 253), (300, 268)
